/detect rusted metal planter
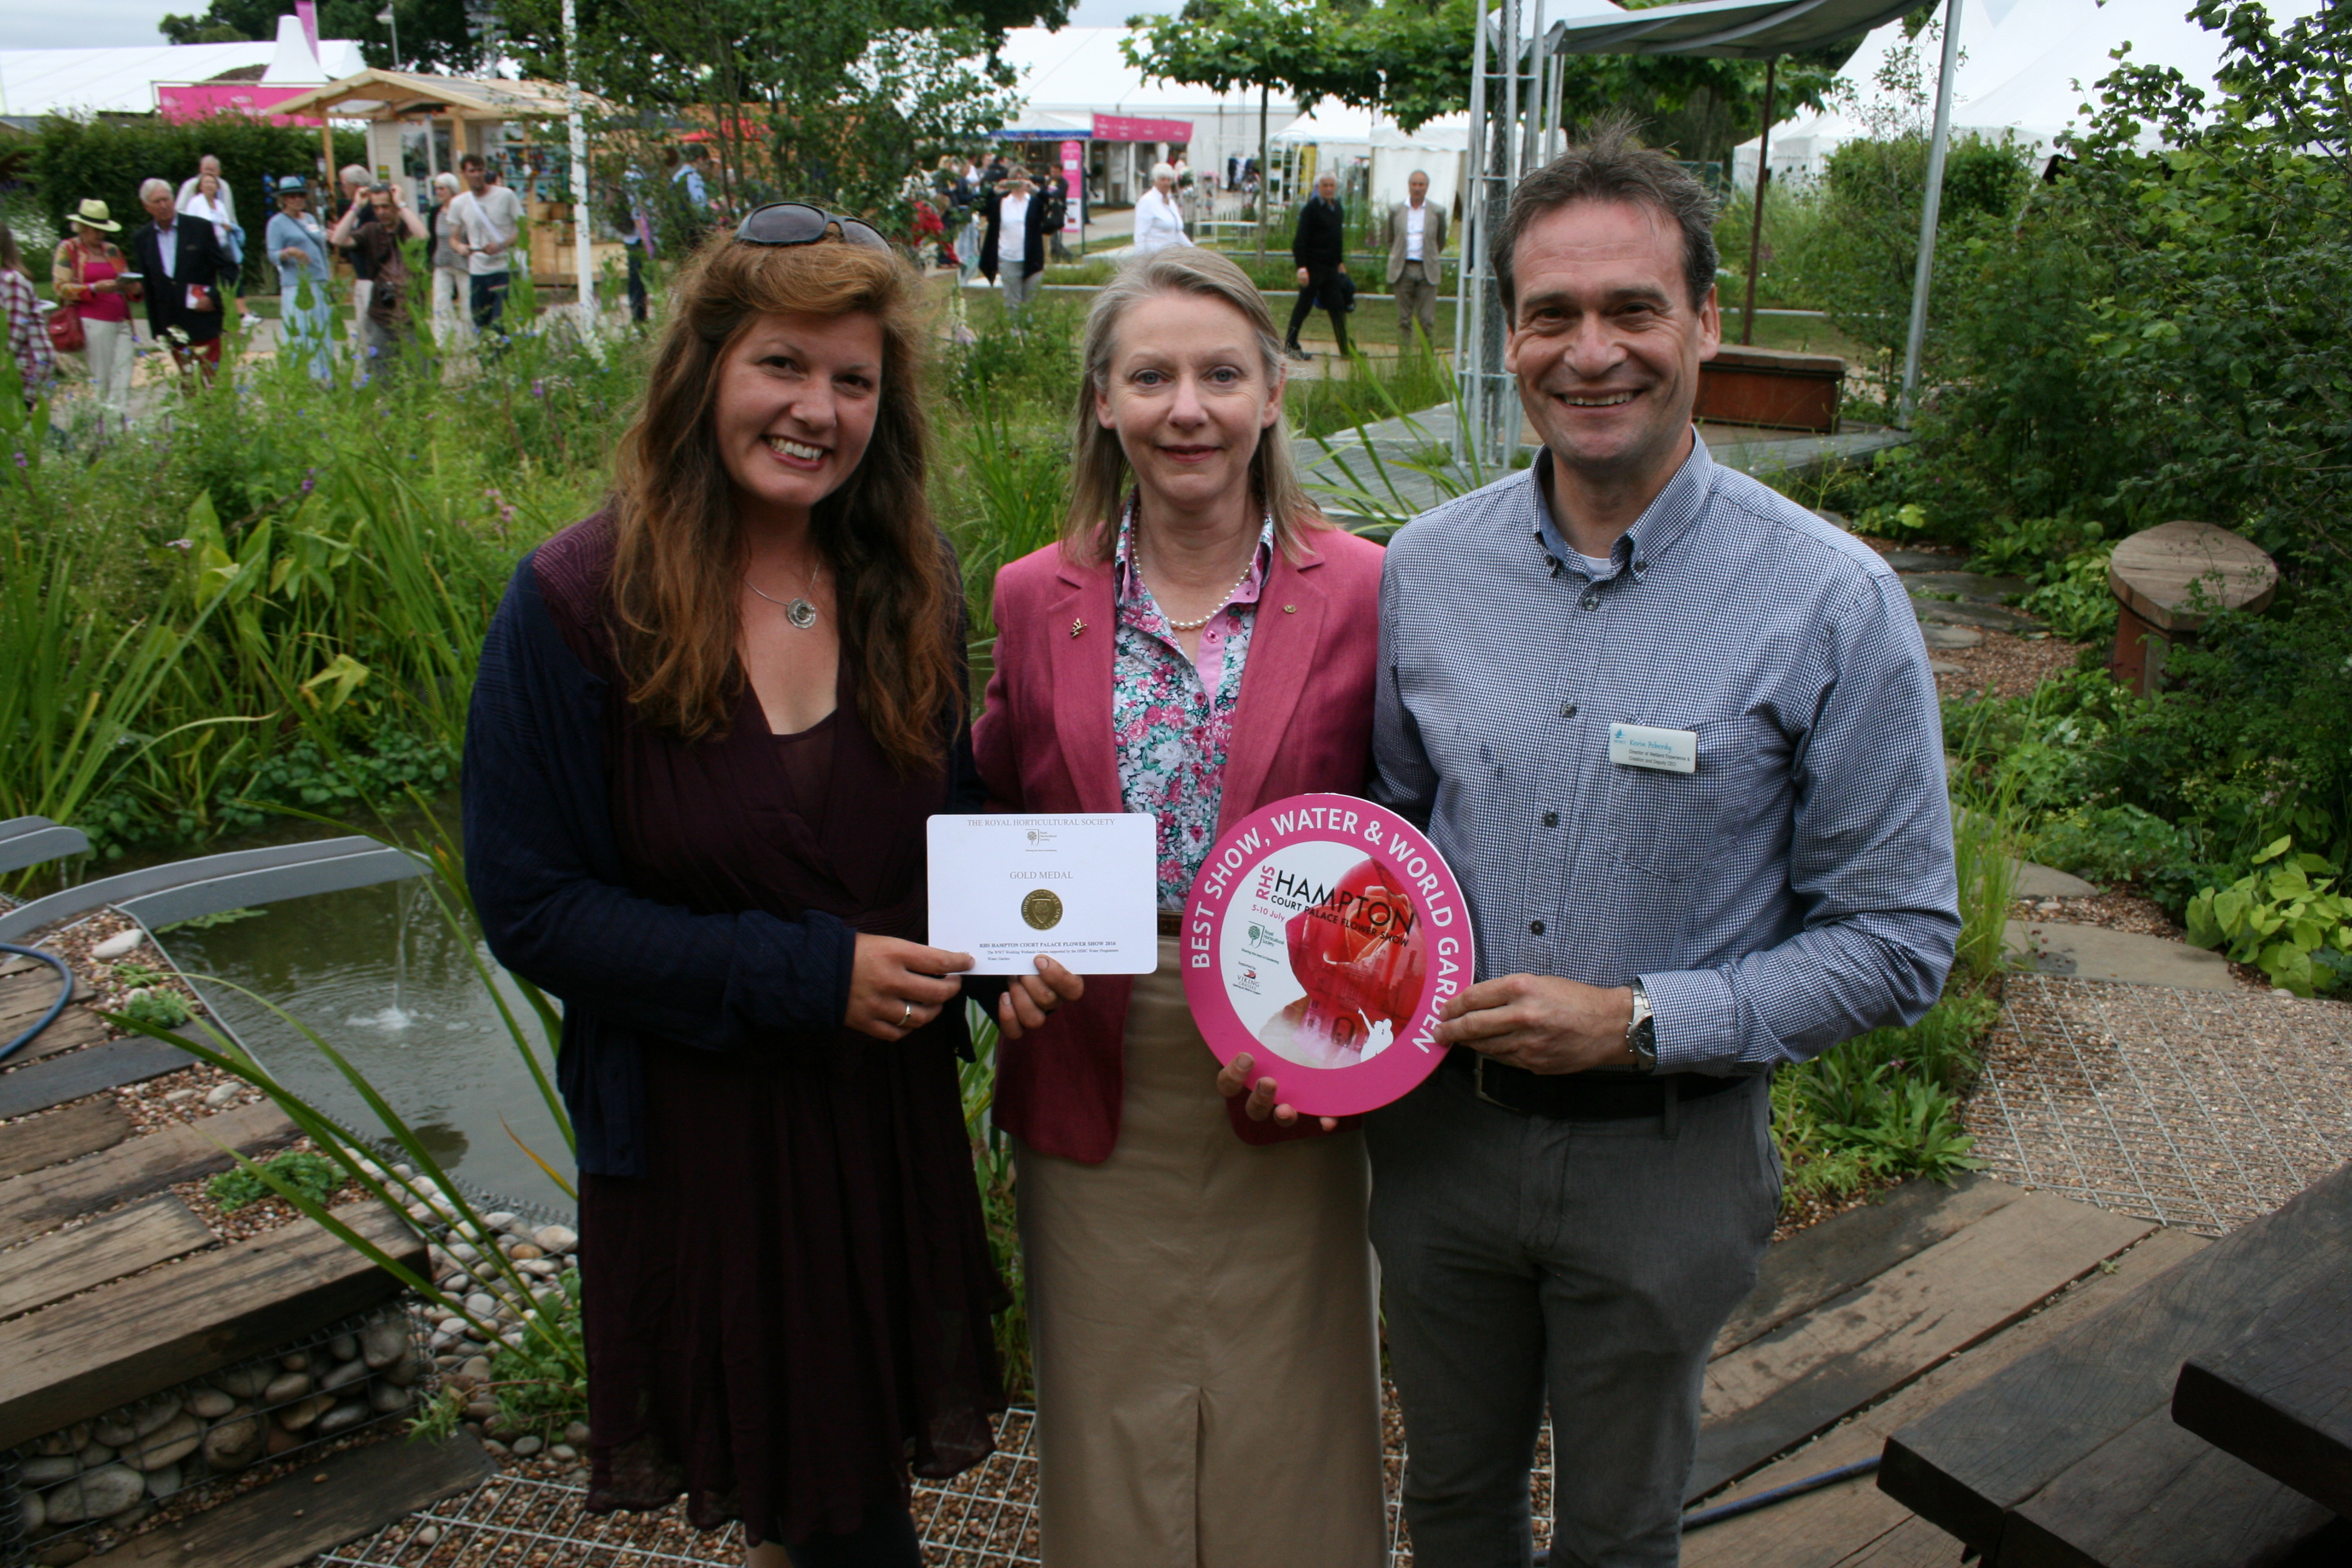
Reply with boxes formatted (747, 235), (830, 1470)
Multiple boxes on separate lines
(2106, 520), (2278, 694)
(1694, 344), (1846, 434)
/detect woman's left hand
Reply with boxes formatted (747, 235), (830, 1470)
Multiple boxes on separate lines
(1215, 1051), (1339, 1132)
(996, 954), (1083, 1041)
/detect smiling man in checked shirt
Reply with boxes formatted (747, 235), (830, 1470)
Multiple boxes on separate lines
(1366, 122), (1961, 1567)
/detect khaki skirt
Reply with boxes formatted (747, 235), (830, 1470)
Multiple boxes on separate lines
(1014, 936), (1387, 1567)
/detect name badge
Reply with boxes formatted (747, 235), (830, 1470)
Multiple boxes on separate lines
(1609, 723), (1697, 774)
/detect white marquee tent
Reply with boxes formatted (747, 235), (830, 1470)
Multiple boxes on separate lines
(998, 26), (1301, 203)
(1731, 0), (2328, 186)
(0, 18), (364, 119)
(1270, 105), (1472, 212)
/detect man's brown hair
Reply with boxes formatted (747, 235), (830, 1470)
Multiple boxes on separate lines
(1492, 116), (1720, 318)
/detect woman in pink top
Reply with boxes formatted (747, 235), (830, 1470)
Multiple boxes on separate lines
(52, 199), (140, 422)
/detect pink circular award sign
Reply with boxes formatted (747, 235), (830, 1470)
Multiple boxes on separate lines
(1181, 792), (1474, 1116)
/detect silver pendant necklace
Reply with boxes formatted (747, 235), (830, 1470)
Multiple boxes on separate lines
(745, 562), (822, 630)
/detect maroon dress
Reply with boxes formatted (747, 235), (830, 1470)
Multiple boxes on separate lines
(537, 520), (1006, 1546)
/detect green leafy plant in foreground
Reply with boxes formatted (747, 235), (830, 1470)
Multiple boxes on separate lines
(2184, 836), (2352, 996)
(120, 988), (195, 1030)
(207, 1149), (344, 1213)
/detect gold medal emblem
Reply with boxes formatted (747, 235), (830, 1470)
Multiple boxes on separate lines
(1021, 889), (1064, 930)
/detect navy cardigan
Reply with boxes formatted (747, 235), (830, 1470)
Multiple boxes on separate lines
(462, 547), (986, 1178)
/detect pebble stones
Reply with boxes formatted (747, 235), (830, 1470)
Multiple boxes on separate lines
(360, 1316), (409, 1369)
(328, 1332), (359, 1363)
(261, 1371), (312, 1405)
(124, 1411), (201, 1470)
(90, 928), (146, 960)
(534, 1224), (578, 1255)
(201, 1082), (241, 1108)
(186, 1388), (235, 1420)
(319, 1357), (370, 1393)
(41, 1465), (145, 1524)
(279, 1393), (336, 1431)
(510, 1434), (543, 1457)
(201, 1412), (263, 1471)
(316, 1400), (371, 1437)
(209, 1364), (276, 1399)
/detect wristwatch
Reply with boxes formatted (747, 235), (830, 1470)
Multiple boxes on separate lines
(1626, 977), (1658, 1074)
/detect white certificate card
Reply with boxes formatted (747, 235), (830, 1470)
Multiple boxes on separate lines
(927, 814), (1160, 974)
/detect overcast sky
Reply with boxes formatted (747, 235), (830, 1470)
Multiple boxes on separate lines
(0, 0), (1174, 51)
(2, 0), (185, 51)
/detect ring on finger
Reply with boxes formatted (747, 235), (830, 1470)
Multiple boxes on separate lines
(900, 999), (913, 1029)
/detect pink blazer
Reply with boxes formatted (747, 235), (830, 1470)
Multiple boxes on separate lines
(973, 526), (1387, 1163)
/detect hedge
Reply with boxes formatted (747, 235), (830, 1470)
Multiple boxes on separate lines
(31, 113), (366, 294)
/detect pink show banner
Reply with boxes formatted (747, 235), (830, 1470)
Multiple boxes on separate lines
(1093, 113), (1193, 145)
(156, 83), (323, 125)
(1181, 793), (1472, 1116)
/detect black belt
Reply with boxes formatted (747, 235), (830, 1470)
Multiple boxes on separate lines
(1443, 1047), (1748, 1120)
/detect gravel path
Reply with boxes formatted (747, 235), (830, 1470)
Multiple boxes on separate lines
(1968, 973), (2352, 1236)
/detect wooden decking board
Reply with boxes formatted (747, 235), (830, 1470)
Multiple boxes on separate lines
(1999, 1404), (2337, 1568)
(1880, 1160), (2352, 1556)
(1690, 1192), (2154, 1500)
(1829, 1516), (1971, 1565)
(0, 965), (91, 1031)
(0, 1198), (420, 1449)
(0, 1196), (215, 1321)
(0, 1097), (131, 1178)
(1684, 1227), (2209, 1567)
(119, 1431), (492, 1567)
(1, 1004), (113, 1067)
(2170, 1261), (2352, 1518)
(0, 1036), (195, 1120)
(1716, 1175), (2026, 1359)
(0, 1100), (295, 1248)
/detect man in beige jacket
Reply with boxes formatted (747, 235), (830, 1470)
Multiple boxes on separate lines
(1383, 169), (1448, 345)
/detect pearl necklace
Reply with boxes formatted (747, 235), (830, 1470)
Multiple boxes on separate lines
(1135, 502), (1267, 632)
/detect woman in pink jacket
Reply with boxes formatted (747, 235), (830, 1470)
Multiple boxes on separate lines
(972, 247), (1387, 1566)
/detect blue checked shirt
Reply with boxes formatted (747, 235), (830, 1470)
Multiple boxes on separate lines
(1373, 434), (1959, 1075)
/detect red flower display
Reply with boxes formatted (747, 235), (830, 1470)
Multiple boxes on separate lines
(1281, 857), (1427, 1064)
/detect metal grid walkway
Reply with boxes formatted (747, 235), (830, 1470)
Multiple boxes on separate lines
(1968, 973), (2352, 1236)
(317, 1412), (1044, 1567)
(316, 1403), (1442, 1566)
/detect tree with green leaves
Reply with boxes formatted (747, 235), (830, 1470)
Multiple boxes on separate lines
(1125, 0), (1849, 163)
(494, 0), (1050, 226)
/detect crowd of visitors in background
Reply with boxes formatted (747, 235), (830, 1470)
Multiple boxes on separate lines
(0, 136), (1455, 427)
(2, 146), (544, 422)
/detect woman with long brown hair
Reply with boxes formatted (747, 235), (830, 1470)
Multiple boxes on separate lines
(463, 206), (1077, 1567)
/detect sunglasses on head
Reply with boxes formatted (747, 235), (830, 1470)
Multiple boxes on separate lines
(733, 202), (893, 254)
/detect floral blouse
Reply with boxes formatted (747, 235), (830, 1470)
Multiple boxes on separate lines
(1112, 502), (1274, 910)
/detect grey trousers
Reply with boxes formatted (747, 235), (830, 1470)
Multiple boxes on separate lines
(1394, 263), (1440, 345)
(1367, 1060), (1780, 1568)
(1001, 266), (1044, 317)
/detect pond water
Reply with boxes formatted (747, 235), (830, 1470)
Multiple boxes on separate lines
(143, 812), (575, 1214)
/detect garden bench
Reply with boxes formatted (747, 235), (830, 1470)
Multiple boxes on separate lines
(2105, 520), (2278, 695)
(1694, 344), (1846, 434)
(1880, 1158), (2352, 1566)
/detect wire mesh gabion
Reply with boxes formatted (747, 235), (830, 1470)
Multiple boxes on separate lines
(0, 1302), (430, 1566)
